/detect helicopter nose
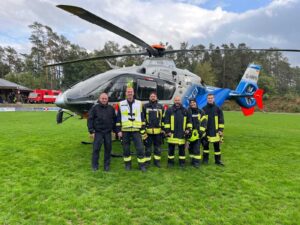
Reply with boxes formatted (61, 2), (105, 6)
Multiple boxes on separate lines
(55, 92), (66, 108)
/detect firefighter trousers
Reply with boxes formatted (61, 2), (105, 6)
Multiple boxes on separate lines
(188, 139), (201, 162)
(202, 137), (221, 163)
(168, 143), (185, 165)
(92, 132), (112, 169)
(122, 131), (145, 164)
(145, 134), (162, 162)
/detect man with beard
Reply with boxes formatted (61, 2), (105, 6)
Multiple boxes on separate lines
(143, 92), (164, 168)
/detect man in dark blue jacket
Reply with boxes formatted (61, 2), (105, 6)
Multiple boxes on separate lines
(88, 93), (116, 171)
(202, 93), (224, 166)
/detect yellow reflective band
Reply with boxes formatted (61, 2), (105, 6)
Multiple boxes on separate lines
(121, 128), (140, 132)
(164, 124), (171, 129)
(189, 154), (194, 158)
(215, 116), (218, 130)
(140, 130), (145, 134)
(142, 122), (146, 125)
(219, 124), (224, 128)
(198, 114), (200, 121)
(122, 110), (128, 116)
(179, 156), (186, 160)
(200, 116), (206, 122)
(194, 155), (201, 159)
(124, 156), (132, 162)
(146, 112), (149, 123)
(146, 128), (161, 134)
(116, 123), (121, 126)
(203, 150), (210, 153)
(137, 158), (146, 163)
(145, 157), (151, 161)
(154, 155), (161, 160)
(214, 152), (221, 155)
(183, 116), (187, 130)
(167, 137), (186, 145)
(171, 115), (174, 131)
(200, 126), (206, 131)
(168, 155), (175, 159)
(208, 134), (220, 142)
(187, 123), (192, 129)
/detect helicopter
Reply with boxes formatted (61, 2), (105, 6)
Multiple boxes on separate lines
(48, 5), (300, 123)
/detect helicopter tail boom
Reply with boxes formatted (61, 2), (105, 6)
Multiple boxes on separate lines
(230, 64), (264, 116)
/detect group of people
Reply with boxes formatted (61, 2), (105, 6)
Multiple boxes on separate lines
(87, 87), (224, 172)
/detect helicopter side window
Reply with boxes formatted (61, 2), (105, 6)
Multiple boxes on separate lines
(136, 79), (157, 100)
(157, 81), (176, 100)
(107, 76), (136, 102)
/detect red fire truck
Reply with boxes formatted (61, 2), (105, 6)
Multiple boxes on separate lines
(28, 89), (62, 103)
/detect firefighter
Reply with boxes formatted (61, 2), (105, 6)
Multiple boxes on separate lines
(164, 96), (192, 167)
(143, 92), (164, 168)
(202, 93), (225, 166)
(187, 98), (207, 168)
(116, 87), (147, 171)
(88, 93), (116, 172)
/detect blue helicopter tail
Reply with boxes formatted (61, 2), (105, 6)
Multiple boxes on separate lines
(229, 63), (264, 116)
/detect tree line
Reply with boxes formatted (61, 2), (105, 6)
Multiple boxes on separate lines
(1, 22), (299, 96)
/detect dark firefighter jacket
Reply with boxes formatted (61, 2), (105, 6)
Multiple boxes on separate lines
(203, 103), (224, 142)
(187, 107), (207, 142)
(87, 103), (116, 134)
(143, 101), (164, 134)
(164, 104), (192, 145)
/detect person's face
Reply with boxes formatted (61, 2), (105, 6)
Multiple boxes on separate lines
(174, 96), (181, 106)
(99, 93), (108, 105)
(207, 95), (214, 104)
(149, 93), (157, 102)
(190, 101), (197, 108)
(126, 88), (134, 99)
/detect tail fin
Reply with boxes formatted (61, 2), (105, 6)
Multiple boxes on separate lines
(230, 64), (264, 116)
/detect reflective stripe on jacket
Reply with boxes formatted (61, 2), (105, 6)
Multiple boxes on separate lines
(164, 104), (192, 144)
(143, 101), (164, 134)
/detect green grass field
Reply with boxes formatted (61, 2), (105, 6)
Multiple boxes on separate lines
(0, 111), (299, 225)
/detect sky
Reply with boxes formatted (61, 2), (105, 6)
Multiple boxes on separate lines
(0, 0), (299, 66)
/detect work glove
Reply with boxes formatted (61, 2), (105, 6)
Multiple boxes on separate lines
(140, 129), (148, 140)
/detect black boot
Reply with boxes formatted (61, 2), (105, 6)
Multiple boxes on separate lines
(203, 152), (209, 164)
(144, 160), (151, 167)
(125, 161), (132, 171)
(167, 158), (174, 167)
(215, 155), (224, 166)
(179, 159), (185, 168)
(193, 159), (200, 168)
(139, 163), (147, 172)
(154, 160), (161, 168)
(104, 164), (110, 172)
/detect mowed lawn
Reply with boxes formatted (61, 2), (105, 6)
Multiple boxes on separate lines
(0, 111), (299, 225)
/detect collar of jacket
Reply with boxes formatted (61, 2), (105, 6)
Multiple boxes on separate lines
(127, 99), (135, 105)
(99, 102), (108, 108)
(149, 100), (157, 106)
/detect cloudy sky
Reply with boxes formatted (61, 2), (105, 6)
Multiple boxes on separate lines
(0, 0), (299, 66)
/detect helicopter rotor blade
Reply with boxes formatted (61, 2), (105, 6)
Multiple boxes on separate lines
(56, 5), (157, 56)
(164, 48), (300, 55)
(44, 51), (148, 67)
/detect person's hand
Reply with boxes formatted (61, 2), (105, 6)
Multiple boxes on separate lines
(218, 131), (223, 136)
(167, 132), (172, 137)
(185, 129), (190, 134)
(90, 133), (95, 139)
(118, 132), (122, 138)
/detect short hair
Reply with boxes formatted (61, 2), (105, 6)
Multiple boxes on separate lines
(149, 91), (157, 96)
(207, 93), (214, 97)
